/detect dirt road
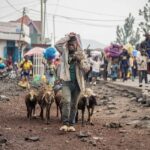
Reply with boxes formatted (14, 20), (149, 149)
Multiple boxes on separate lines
(0, 80), (150, 150)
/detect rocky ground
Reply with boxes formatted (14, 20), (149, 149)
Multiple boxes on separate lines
(0, 78), (150, 150)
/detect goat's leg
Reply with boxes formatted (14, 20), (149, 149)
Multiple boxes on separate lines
(87, 107), (90, 122)
(59, 106), (62, 122)
(75, 111), (78, 123)
(27, 108), (30, 118)
(46, 105), (50, 124)
(90, 107), (94, 125)
(32, 106), (36, 117)
(56, 105), (59, 117)
(81, 109), (85, 126)
(29, 107), (32, 120)
(40, 106), (44, 120)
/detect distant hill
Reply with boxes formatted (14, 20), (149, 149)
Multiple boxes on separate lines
(81, 39), (106, 49)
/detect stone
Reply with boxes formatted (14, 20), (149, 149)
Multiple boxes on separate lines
(107, 97), (113, 101)
(128, 95), (133, 98)
(25, 136), (40, 142)
(104, 122), (122, 128)
(77, 131), (92, 138)
(121, 115), (128, 118)
(130, 97), (137, 101)
(140, 116), (150, 121)
(80, 138), (88, 142)
(105, 111), (115, 115)
(93, 136), (103, 141)
(126, 108), (130, 111)
(107, 105), (117, 110)
(0, 137), (7, 144)
(119, 130), (127, 133)
(89, 140), (97, 146)
(138, 97), (143, 102)
(65, 140), (69, 143)
(123, 93), (129, 97)
(0, 95), (10, 101)
(132, 110), (137, 113)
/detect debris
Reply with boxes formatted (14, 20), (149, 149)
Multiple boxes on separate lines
(138, 98), (144, 103)
(93, 136), (103, 141)
(105, 111), (115, 115)
(130, 97), (137, 101)
(0, 137), (7, 144)
(0, 95), (10, 101)
(107, 105), (117, 110)
(89, 139), (97, 146)
(132, 110), (137, 113)
(65, 140), (69, 143)
(121, 115), (128, 118)
(104, 122), (122, 128)
(80, 138), (88, 142)
(77, 131), (92, 138)
(119, 130), (127, 133)
(25, 136), (40, 142)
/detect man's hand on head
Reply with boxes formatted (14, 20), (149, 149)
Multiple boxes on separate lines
(69, 32), (76, 37)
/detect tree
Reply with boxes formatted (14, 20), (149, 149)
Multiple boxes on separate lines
(116, 13), (140, 45)
(139, 0), (150, 33)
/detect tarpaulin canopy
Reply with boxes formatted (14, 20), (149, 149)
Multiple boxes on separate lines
(24, 47), (45, 56)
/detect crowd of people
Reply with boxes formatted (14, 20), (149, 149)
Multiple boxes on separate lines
(84, 33), (150, 88)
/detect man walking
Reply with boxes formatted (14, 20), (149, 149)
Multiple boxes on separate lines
(55, 33), (90, 132)
(137, 50), (148, 87)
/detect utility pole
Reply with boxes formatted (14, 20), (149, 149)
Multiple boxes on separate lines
(41, 0), (44, 44)
(19, 7), (26, 61)
(53, 15), (56, 45)
(43, 0), (47, 43)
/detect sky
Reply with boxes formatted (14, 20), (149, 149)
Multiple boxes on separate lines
(0, 0), (148, 46)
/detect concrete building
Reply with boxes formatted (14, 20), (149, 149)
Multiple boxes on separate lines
(14, 15), (42, 45)
(0, 21), (30, 62)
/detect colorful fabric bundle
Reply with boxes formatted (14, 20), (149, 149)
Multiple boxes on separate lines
(43, 47), (58, 60)
(104, 44), (122, 58)
(123, 43), (134, 55)
(132, 49), (138, 57)
(0, 63), (6, 69)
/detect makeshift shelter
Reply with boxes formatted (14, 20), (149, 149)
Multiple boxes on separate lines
(24, 47), (45, 77)
(24, 47), (45, 56)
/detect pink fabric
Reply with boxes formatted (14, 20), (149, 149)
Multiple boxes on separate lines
(24, 47), (45, 56)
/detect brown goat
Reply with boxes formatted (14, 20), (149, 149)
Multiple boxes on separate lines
(25, 90), (37, 119)
(54, 89), (62, 119)
(37, 86), (54, 124)
(76, 88), (97, 126)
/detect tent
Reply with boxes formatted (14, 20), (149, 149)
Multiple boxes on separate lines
(24, 47), (45, 56)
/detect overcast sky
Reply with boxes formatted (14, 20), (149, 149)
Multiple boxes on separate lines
(0, 0), (148, 45)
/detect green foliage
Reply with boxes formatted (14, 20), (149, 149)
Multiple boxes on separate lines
(139, 0), (150, 33)
(116, 13), (140, 45)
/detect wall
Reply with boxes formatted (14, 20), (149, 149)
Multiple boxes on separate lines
(0, 40), (6, 58)
(0, 22), (30, 44)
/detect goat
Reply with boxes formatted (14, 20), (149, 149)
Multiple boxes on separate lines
(76, 88), (97, 126)
(53, 81), (63, 119)
(25, 90), (37, 119)
(54, 89), (62, 118)
(37, 86), (54, 124)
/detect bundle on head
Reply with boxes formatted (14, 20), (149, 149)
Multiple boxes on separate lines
(37, 85), (54, 124)
(76, 88), (97, 126)
(25, 90), (37, 119)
